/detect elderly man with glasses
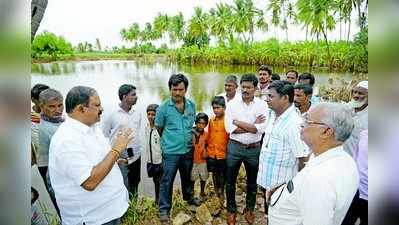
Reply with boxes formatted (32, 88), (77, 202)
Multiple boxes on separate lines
(268, 102), (359, 225)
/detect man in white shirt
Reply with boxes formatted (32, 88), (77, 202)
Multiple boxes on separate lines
(102, 84), (142, 198)
(257, 80), (310, 218)
(344, 80), (368, 157)
(268, 102), (359, 225)
(217, 75), (241, 104)
(224, 74), (268, 225)
(49, 86), (132, 225)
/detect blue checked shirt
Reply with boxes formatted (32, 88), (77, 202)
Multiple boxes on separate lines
(257, 105), (310, 190)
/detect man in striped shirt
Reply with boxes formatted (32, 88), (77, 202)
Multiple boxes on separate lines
(257, 80), (310, 218)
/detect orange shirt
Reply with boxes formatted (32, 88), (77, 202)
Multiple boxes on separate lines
(207, 116), (229, 160)
(193, 131), (209, 164)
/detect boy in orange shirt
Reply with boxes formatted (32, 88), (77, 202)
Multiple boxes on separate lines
(206, 96), (229, 200)
(191, 113), (209, 199)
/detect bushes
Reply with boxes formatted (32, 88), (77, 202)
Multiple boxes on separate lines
(169, 38), (368, 72)
(32, 31), (73, 59)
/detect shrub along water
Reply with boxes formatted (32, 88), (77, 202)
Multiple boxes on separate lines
(168, 38), (368, 73)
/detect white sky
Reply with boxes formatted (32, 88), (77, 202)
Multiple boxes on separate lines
(37, 0), (360, 48)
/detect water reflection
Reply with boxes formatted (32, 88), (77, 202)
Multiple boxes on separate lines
(31, 60), (355, 197)
(31, 60), (354, 113)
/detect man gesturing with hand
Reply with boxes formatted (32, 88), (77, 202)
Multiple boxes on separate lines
(49, 86), (132, 225)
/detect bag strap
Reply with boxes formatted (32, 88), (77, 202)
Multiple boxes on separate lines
(149, 128), (154, 163)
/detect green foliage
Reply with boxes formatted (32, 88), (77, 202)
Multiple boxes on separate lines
(169, 38), (368, 72)
(31, 31), (73, 59)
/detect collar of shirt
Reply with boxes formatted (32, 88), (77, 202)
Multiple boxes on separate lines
(167, 97), (194, 114)
(117, 104), (136, 115)
(66, 116), (92, 135)
(306, 145), (344, 169)
(237, 96), (260, 106)
(272, 104), (297, 122)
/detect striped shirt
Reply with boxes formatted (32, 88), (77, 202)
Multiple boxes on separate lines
(257, 105), (310, 190)
(225, 97), (268, 144)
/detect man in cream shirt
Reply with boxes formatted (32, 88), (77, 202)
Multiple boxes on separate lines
(268, 103), (359, 225)
(49, 86), (132, 225)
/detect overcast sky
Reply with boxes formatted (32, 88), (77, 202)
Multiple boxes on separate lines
(37, 0), (360, 48)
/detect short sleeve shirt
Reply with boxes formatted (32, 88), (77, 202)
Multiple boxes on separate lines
(48, 117), (129, 225)
(155, 97), (196, 155)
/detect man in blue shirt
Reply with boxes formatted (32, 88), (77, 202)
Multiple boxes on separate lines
(155, 74), (200, 224)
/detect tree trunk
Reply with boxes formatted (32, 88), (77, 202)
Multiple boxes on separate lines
(31, 0), (48, 41)
(340, 22), (342, 40)
(322, 28), (331, 68)
(286, 28), (289, 41)
(347, 18), (351, 42)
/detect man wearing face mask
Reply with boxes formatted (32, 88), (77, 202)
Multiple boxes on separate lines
(343, 81), (368, 157)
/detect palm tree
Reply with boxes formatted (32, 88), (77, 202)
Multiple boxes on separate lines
(335, 0), (353, 41)
(267, 0), (281, 39)
(139, 22), (157, 42)
(209, 3), (233, 46)
(153, 13), (169, 45)
(95, 38), (102, 51)
(297, 0), (336, 64)
(168, 12), (185, 47)
(187, 6), (209, 49)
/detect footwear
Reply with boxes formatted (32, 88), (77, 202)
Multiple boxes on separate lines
(243, 208), (255, 224)
(160, 214), (170, 224)
(227, 213), (236, 225)
(187, 197), (201, 206)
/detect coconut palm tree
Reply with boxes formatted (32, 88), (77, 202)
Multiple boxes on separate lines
(187, 6), (210, 49)
(209, 3), (233, 46)
(140, 22), (156, 44)
(168, 12), (185, 47)
(153, 13), (169, 45)
(120, 23), (141, 46)
(297, 0), (336, 64)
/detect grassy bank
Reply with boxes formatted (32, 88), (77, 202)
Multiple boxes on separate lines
(168, 39), (368, 73)
(31, 52), (167, 64)
(32, 40), (367, 73)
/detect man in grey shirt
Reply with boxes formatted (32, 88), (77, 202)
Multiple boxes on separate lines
(38, 88), (64, 216)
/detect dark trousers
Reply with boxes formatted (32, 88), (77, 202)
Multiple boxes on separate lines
(38, 166), (61, 217)
(342, 191), (368, 225)
(226, 140), (261, 213)
(153, 171), (162, 205)
(159, 150), (194, 216)
(127, 157), (141, 197)
(119, 157), (141, 198)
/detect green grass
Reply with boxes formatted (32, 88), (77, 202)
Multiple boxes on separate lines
(31, 52), (167, 63)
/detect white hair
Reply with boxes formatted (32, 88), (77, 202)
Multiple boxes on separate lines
(39, 88), (63, 104)
(317, 102), (355, 143)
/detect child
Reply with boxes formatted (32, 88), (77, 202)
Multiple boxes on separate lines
(145, 104), (162, 205)
(191, 112), (209, 199)
(206, 96), (229, 200)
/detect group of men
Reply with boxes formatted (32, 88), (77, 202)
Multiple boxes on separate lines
(31, 65), (368, 225)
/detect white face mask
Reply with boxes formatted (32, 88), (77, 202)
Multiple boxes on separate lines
(348, 99), (367, 108)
